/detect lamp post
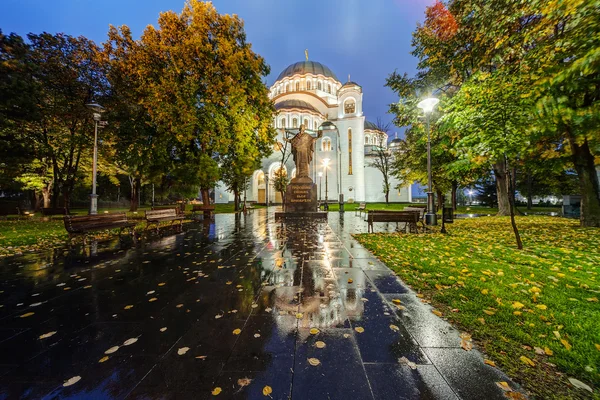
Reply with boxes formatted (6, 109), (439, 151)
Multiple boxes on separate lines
(417, 97), (440, 226)
(322, 158), (330, 211)
(85, 103), (105, 215)
(318, 172), (323, 206)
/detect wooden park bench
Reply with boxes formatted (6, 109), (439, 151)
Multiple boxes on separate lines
(152, 205), (185, 217)
(191, 204), (215, 219)
(355, 202), (367, 216)
(367, 211), (420, 233)
(145, 208), (184, 232)
(63, 213), (136, 244)
(403, 206), (427, 230)
(42, 207), (68, 220)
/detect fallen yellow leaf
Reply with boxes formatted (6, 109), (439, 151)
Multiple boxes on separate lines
(512, 301), (525, 309)
(232, 328), (241, 335)
(519, 355), (535, 367)
(496, 381), (511, 392)
(309, 328), (320, 335)
(595, 343), (600, 352)
(99, 356), (109, 363)
(20, 312), (35, 318)
(392, 299), (402, 305)
(262, 385), (273, 396)
(124, 305), (134, 310)
(431, 309), (443, 317)
(354, 327), (365, 333)
(212, 387), (222, 395)
(389, 324), (400, 332)
(560, 339), (572, 351)
(484, 359), (496, 367)
(544, 347), (553, 356)
(481, 289), (488, 295)
(315, 341), (326, 349)
(535, 304), (547, 310)
(308, 357), (321, 366)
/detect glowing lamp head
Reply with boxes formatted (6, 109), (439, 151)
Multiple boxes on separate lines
(322, 158), (330, 167)
(318, 172), (323, 177)
(417, 97), (440, 114)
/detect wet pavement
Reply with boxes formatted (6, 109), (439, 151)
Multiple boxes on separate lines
(0, 209), (524, 399)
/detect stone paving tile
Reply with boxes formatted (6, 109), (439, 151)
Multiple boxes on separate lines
(0, 210), (526, 400)
(365, 363), (459, 400)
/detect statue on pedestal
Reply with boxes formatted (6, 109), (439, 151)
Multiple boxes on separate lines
(285, 125), (322, 182)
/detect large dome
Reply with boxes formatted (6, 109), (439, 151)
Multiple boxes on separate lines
(276, 61), (339, 82)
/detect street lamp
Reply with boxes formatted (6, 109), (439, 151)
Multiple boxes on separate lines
(85, 103), (105, 215)
(322, 158), (330, 211)
(318, 172), (323, 206)
(468, 189), (474, 205)
(417, 97), (440, 226)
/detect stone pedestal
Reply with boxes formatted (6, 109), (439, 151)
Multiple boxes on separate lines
(285, 178), (318, 212)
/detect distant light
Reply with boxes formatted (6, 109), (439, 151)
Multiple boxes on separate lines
(322, 158), (330, 167)
(417, 97), (439, 114)
(318, 172), (323, 177)
(104, 211), (108, 214)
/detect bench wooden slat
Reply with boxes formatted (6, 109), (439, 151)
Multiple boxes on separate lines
(63, 213), (136, 242)
(145, 208), (184, 232)
(367, 211), (420, 233)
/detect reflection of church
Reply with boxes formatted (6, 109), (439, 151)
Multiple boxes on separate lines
(214, 58), (412, 204)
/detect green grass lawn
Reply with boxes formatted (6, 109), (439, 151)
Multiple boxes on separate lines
(355, 216), (599, 399)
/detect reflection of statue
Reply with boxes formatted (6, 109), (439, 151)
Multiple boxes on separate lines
(284, 125), (322, 180)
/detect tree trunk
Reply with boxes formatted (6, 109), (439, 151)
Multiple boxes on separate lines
(33, 191), (42, 211)
(436, 189), (444, 210)
(385, 190), (389, 205)
(233, 189), (240, 212)
(494, 161), (510, 216)
(566, 132), (600, 227)
(451, 182), (457, 211)
(506, 156), (523, 249)
(526, 170), (533, 210)
(200, 188), (210, 206)
(129, 177), (140, 212)
(42, 186), (52, 208)
(63, 189), (71, 214)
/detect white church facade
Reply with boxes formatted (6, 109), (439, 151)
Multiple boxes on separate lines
(214, 59), (411, 204)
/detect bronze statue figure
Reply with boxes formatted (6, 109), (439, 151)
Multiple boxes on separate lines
(284, 125), (322, 181)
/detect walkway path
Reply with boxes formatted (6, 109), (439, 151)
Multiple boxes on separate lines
(0, 210), (523, 399)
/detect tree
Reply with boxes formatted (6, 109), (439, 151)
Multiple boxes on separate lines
(128, 0), (275, 207)
(443, 71), (533, 248)
(272, 167), (289, 206)
(367, 118), (393, 204)
(524, 0), (600, 226)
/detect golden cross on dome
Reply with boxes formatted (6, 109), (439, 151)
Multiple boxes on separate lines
(305, 49), (308, 61)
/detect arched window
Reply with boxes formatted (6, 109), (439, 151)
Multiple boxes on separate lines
(280, 118), (286, 128)
(321, 137), (332, 152)
(318, 81), (322, 91)
(365, 136), (370, 145)
(284, 83), (289, 93)
(303, 119), (309, 128)
(314, 121), (318, 130)
(348, 128), (353, 175)
(292, 118), (298, 128)
(327, 84), (331, 93)
(257, 171), (265, 186)
(295, 82), (300, 91)
(344, 98), (356, 114)
(306, 81), (311, 90)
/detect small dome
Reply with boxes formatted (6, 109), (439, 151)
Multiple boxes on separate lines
(389, 138), (403, 147)
(364, 120), (381, 131)
(276, 61), (339, 82)
(275, 99), (320, 114)
(342, 81), (361, 88)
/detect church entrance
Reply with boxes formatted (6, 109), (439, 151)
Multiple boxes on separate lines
(258, 189), (266, 204)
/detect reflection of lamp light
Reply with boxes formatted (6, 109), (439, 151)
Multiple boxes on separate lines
(322, 158), (330, 211)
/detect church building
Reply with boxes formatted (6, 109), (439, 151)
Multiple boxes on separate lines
(214, 58), (411, 205)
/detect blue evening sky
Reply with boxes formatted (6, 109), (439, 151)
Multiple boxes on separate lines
(1, 0), (433, 196)
(1, 0), (432, 132)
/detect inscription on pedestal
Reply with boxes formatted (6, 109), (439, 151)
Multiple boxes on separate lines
(286, 182), (317, 212)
